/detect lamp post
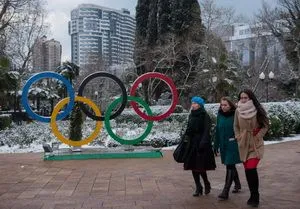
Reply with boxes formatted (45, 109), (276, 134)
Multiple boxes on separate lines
(259, 71), (275, 102)
(94, 91), (98, 104)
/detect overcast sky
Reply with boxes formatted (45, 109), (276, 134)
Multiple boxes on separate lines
(45, 0), (276, 61)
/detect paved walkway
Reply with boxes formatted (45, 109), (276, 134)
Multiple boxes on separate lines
(0, 141), (299, 209)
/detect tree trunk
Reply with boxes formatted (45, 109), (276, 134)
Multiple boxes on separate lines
(50, 99), (54, 113)
(37, 96), (40, 112)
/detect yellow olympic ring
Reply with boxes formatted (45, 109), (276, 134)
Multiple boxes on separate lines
(50, 96), (103, 147)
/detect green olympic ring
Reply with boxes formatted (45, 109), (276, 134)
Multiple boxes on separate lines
(104, 96), (154, 145)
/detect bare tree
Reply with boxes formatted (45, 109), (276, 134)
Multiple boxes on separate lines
(0, 0), (33, 32)
(201, 0), (237, 36)
(258, 0), (300, 96)
(5, 0), (48, 72)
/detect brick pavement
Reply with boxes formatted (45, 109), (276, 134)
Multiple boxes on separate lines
(0, 141), (299, 209)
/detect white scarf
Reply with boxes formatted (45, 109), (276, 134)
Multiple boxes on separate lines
(237, 100), (257, 119)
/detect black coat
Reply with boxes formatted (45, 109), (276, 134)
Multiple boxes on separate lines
(183, 108), (216, 171)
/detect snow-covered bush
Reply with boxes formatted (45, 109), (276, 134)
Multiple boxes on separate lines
(266, 103), (298, 136)
(265, 115), (284, 140)
(0, 114), (12, 130)
(1, 101), (300, 152)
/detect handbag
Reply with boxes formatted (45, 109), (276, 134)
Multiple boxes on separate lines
(173, 135), (189, 163)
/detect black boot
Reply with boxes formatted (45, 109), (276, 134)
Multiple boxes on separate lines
(200, 171), (211, 195)
(192, 171), (203, 196)
(245, 168), (260, 207)
(232, 167), (241, 193)
(218, 168), (234, 200)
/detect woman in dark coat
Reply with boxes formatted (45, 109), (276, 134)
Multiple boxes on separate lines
(214, 97), (242, 200)
(183, 96), (216, 196)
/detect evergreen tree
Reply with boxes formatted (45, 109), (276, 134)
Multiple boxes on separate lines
(69, 102), (83, 142)
(134, 0), (206, 104)
(157, 0), (172, 38)
(146, 0), (158, 45)
(170, 0), (203, 40)
(135, 0), (151, 44)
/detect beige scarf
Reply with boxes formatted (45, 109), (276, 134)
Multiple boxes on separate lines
(237, 100), (257, 119)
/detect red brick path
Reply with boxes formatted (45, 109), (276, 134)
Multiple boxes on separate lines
(0, 141), (299, 209)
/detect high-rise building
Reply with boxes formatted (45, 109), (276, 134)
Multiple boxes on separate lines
(32, 36), (62, 72)
(69, 4), (135, 67)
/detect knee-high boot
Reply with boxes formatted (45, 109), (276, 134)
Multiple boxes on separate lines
(192, 171), (203, 196)
(218, 168), (234, 200)
(232, 166), (241, 193)
(200, 171), (211, 195)
(245, 168), (259, 207)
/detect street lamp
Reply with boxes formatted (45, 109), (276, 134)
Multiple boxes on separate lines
(259, 71), (275, 102)
(94, 91), (98, 104)
(259, 72), (265, 80)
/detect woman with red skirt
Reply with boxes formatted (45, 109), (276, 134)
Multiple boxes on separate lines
(234, 89), (269, 207)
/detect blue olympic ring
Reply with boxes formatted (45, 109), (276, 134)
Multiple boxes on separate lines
(21, 72), (75, 123)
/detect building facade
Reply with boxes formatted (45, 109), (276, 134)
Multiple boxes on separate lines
(218, 23), (284, 71)
(32, 36), (62, 72)
(69, 4), (135, 67)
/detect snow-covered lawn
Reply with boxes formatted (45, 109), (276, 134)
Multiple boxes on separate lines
(1, 101), (300, 153)
(0, 116), (299, 154)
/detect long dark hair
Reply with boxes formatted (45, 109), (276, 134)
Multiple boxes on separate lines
(219, 97), (236, 112)
(238, 89), (269, 128)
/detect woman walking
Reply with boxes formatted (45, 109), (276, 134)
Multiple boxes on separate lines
(183, 96), (216, 196)
(214, 97), (242, 200)
(234, 89), (269, 207)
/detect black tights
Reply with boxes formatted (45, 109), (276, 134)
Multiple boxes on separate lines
(192, 171), (210, 186)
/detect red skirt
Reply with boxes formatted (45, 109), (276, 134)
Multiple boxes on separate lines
(243, 158), (260, 170)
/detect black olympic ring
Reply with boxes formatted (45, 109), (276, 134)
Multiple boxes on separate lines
(77, 72), (128, 121)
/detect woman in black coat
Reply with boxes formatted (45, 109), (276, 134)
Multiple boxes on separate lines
(183, 96), (216, 196)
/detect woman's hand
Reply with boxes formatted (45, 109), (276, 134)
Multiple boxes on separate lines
(213, 148), (219, 156)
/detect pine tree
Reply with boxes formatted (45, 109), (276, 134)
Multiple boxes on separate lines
(69, 102), (83, 142)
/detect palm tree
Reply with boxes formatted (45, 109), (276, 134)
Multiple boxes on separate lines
(0, 56), (21, 111)
(55, 61), (80, 98)
(0, 57), (18, 92)
(56, 61), (80, 85)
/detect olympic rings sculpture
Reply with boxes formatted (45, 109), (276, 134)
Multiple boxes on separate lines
(21, 71), (179, 146)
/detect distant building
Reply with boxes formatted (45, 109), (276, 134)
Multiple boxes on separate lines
(69, 4), (136, 67)
(32, 36), (62, 72)
(217, 23), (285, 71)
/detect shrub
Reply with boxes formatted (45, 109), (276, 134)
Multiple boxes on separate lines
(267, 104), (297, 136)
(69, 102), (83, 142)
(265, 116), (284, 140)
(0, 114), (12, 130)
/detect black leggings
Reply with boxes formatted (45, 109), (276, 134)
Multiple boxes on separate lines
(226, 164), (236, 170)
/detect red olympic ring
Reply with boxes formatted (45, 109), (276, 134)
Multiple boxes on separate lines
(129, 72), (179, 121)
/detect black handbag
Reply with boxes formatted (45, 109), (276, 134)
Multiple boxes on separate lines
(173, 136), (189, 163)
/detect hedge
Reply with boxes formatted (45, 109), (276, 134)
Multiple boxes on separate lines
(111, 101), (300, 145)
